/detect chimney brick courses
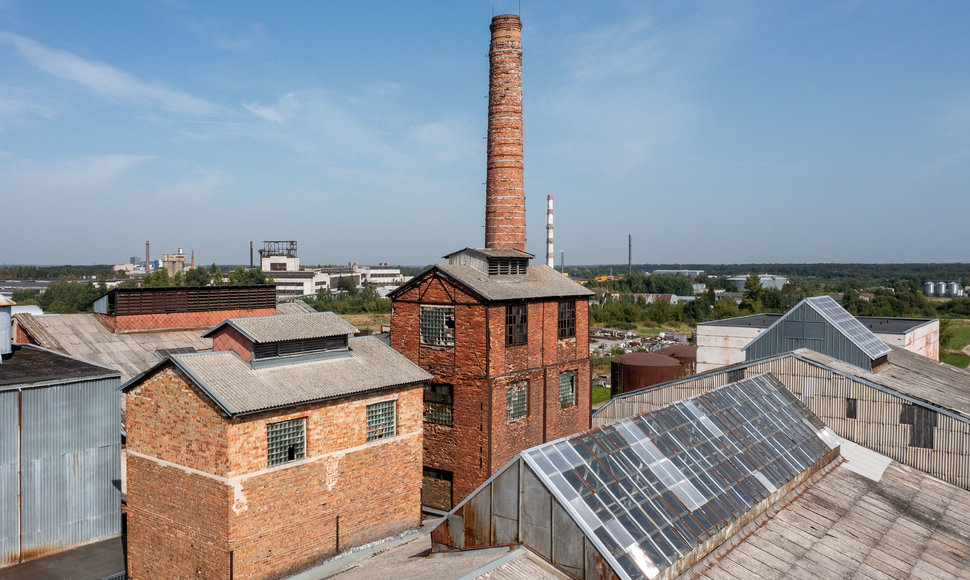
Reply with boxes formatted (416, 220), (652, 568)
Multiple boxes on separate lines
(485, 14), (526, 251)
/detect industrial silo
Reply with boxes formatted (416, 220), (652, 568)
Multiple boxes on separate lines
(610, 352), (684, 397)
(924, 281), (935, 296)
(936, 281), (947, 296)
(948, 281), (961, 297)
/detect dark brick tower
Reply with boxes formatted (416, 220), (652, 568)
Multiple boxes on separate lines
(484, 14), (526, 251)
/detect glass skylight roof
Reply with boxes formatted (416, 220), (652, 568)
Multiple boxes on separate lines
(806, 295), (892, 360)
(522, 373), (837, 580)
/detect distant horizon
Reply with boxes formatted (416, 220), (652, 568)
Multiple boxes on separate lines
(1, 2), (968, 264)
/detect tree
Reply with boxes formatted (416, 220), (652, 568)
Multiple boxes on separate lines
(228, 266), (272, 286)
(172, 271), (183, 287)
(336, 275), (358, 295)
(184, 268), (212, 287)
(142, 269), (171, 287)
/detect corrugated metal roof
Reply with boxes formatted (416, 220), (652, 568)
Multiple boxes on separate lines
(13, 312), (211, 383)
(202, 312), (358, 343)
(276, 301), (318, 315)
(165, 336), (431, 416)
(429, 263), (594, 301)
(442, 247), (535, 260)
(0, 296), (14, 307)
(797, 345), (970, 420)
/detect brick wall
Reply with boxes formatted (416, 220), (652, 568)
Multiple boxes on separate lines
(212, 325), (253, 361)
(126, 368), (423, 579)
(96, 307), (275, 333)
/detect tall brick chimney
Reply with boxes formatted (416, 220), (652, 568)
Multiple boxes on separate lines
(485, 14), (526, 251)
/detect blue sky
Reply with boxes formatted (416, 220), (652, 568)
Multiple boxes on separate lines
(1, 1), (968, 266)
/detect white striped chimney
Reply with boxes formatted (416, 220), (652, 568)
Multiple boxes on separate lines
(546, 194), (555, 268)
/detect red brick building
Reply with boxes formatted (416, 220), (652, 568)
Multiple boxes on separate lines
(389, 14), (594, 510)
(123, 312), (430, 579)
(390, 250), (592, 509)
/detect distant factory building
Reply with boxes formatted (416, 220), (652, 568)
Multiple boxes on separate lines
(696, 307), (939, 372)
(651, 269), (704, 278)
(1, 298), (122, 569)
(123, 312), (430, 578)
(725, 274), (787, 291)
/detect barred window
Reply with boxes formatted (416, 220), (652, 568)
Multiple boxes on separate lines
(507, 381), (528, 422)
(558, 301), (576, 339)
(559, 371), (577, 409)
(506, 304), (527, 346)
(424, 383), (454, 426)
(420, 305), (455, 346)
(366, 400), (397, 442)
(267, 418), (306, 467)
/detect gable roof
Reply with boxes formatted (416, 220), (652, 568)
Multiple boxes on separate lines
(744, 295), (892, 361)
(123, 335), (431, 416)
(201, 311), (358, 343)
(442, 247), (535, 260)
(390, 263), (593, 302)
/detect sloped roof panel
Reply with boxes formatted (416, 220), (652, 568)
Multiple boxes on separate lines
(520, 373), (836, 580)
(202, 312), (358, 343)
(806, 296), (892, 359)
(435, 263), (594, 301)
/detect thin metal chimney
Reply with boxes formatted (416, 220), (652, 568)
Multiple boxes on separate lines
(546, 195), (554, 268)
(628, 234), (632, 276)
(145, 240), (150, 273)
(484, 14), (526, 251)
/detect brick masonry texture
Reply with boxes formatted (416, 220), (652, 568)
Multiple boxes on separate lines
(212, 325), (254, 362)
(392, 271), (590, 505)
(485, 14), (526, 251)
(95, 307), (275, 332)
(126, 366), (423, 579)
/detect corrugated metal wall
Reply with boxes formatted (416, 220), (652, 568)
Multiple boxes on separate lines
(0, 391), (19, 567)
(745, 304), (874, 370)
(2, 377), (121, 566)
(593, 356), (970, 491)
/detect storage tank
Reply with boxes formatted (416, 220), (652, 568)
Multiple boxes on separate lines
(654, 345), (698, 375)
(948, 281), (961, 297)
(924, 281), (935, 296)
(610, 352), (684, 397)
(936, 281), (947, 296)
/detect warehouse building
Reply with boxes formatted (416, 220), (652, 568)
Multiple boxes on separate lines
(1, 297), (122, 568)
(594, 301), (970, 492)
(123, 312), (430, 579)
(696, 308), (938, 372)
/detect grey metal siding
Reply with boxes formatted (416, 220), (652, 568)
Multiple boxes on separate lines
(0, 390), (18, 567)
(746, 304), (873, 370)
(19, 377), (121, 560)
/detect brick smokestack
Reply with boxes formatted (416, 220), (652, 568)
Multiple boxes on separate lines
(485, 14), (525, 251)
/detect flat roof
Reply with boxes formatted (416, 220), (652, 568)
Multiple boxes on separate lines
(0, 344), (119, 389)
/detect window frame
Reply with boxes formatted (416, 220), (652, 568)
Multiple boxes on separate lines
(366, 399), (397, 442)
(423, 382), (454, 426)
(266, 417), (307, 467)
(419, 305), (455, 347)
(507, 381), (528, 422)
(559, 370), (577, 409)
(845, 398), (858, 419)
(506, 304), (528, 346)
(558, 301), (576, 340)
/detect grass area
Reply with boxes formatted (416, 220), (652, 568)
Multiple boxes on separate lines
(941, 352), (970, 368)
(950, 321), (970, 351)
(337, 313), (391, 333)
(592, 385), (612, 405)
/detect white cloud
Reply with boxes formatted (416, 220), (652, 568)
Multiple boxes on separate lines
(242, 93), (301, 123)
(0, 31), (221, 116)
(185, 19), (264, 52)
(0, 153), (154, 197)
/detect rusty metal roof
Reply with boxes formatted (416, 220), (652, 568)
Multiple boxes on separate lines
(138, 335), (431, 416)
(202, 311), (358, 343)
